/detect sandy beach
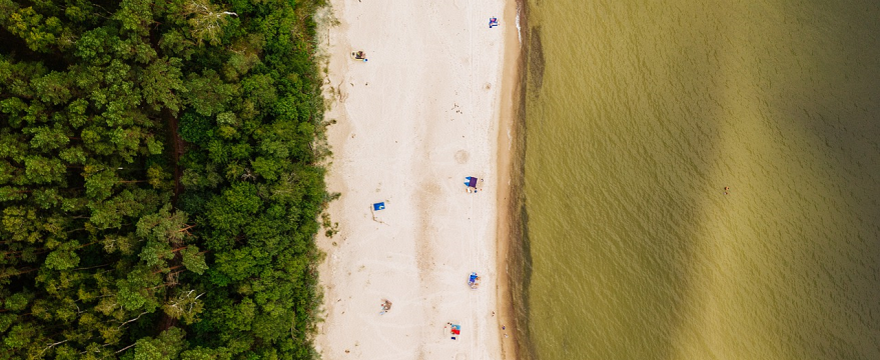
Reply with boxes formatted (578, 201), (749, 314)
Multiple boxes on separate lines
(315, 0), (520, 358)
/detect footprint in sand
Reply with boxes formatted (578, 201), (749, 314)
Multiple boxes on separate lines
(455, 150), (470, 164)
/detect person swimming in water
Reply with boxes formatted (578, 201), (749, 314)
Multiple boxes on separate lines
(724, 186), (729, 195)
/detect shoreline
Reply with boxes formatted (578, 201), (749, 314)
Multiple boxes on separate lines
(314, 0), (522, 358)
(494, 0), (526, 359)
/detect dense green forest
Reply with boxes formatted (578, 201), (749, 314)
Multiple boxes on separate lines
(0, 0), (329, 358)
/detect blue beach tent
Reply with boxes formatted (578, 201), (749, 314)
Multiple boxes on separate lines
(468, 272), (481, 289)
(373, 202), (386, 211)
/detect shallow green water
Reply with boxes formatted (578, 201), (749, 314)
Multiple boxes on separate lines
(521, 1), (880, 359)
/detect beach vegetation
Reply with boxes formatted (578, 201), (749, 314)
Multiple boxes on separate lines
(0, 0), (328, 358)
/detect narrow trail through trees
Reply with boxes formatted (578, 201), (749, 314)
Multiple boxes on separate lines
(165, 108), (186, 204)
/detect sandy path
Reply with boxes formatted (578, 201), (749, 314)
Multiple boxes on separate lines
(315, 0), (516, 359)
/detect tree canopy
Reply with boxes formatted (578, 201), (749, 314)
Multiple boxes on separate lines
(0, 0), (328, 358)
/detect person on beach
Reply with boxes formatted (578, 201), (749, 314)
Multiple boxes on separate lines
(379, 299), (392, 315)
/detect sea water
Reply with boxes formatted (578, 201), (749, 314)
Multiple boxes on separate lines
(520, 0), (880, 359)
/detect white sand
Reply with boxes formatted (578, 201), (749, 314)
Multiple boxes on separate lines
(315, 0), (518, 359)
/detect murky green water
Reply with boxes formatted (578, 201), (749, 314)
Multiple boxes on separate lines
(521, 1), (880, 359)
